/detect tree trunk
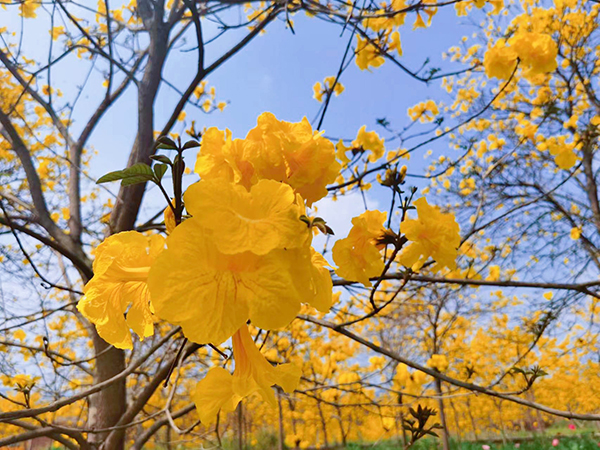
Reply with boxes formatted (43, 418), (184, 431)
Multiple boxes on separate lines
(336, 405), (347, 447)
(435, 378), (451, 450)
(99, 6), (170, 450)
(277, 389), (285, 450)
(316, 400), (329, 448)
(237, 401), (244, 450)
(466, 398), (479, 440)
(109, 23), (169, 235)
(88, 332), (126, 450)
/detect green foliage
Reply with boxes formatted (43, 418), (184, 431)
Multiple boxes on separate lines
(346, 435), (600, 450)
(97, 162), (156, 186)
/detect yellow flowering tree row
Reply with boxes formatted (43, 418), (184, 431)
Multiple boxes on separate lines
(2, 0), (599, 449)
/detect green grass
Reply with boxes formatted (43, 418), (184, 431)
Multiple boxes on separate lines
(344, 434), (600, 450)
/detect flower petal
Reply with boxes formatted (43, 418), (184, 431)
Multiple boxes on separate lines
(193, 367), (241, 425)
(184, 179), (307, 255)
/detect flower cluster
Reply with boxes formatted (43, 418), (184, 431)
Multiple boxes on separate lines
(78, 113), (339, 422)
(194, 112), (341, 206)
(484, 31), (558, 80)
(77, 112), (460, 425)
(313, 76), (345, 102)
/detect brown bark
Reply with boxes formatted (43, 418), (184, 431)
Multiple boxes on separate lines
(435, 378), (451, 450)
(109, 17), (169, 234)
(88, 334), (126, 450)
(316, 400), (330, 448)
(237, 401), (244, 450)
(97, 3), (169, 448)
(277, 389), (285, 450)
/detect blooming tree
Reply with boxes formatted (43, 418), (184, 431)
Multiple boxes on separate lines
(1, 0), (598, 449)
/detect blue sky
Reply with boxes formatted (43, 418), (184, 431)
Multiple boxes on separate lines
(99, 5), (475, 230)
(1, 3), (476, 173)
(2, 2), (480, 236)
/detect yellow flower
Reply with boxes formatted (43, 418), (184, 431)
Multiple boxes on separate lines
(13, 329), (26, 342)
(243, 113), (341, 206)
(192, 367), (239, 424)
(382, 417), (396, 431)
(324, 76), (345, 96)
(21, 0), (40, 18)
(483, 39), (518, 80)
(389, 31), (402, 56)
(356, 36), (385, 71)
(50, 26), (65, 40)
(408, 100), (439, 123)
(164, 205), (177, 234)
(195, 114), (340, 206)
(550, 145), (577, 170)
(184, 179), (309, 255)
(427, 354), (449, 372)
(413, 13), (426, 29)
(313, 77), (345, 102)
(3, 374), (37, 389)
(487, 265), (500, 281)
(313, 82), (324, 102)
(393, 364), (427, 395)
(353, 126), (385, 163)
(570, 227), (581, 240)
(194, 127), (254, 188)
(304, 248), (334, 313)
(511, 32), (557, 77)
(193, 325), (301, 424)
(332, 210), (387, 287)
(77, 232), (165, 349)
(398, 198), (460, 271)
(149, 220), (331, 345)
(336, 139), (351, 165)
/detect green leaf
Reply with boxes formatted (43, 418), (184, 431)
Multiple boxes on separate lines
(97, 170), (126, 184)
(150, 155), (172, 165)
(122, 162), (154, 178)
(97, 163), (155, 186)
(155, 136), (178, 150)
(154, 163), (168, 181)
(182, 140), (200, 150)
(121, 175), (155, 186)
